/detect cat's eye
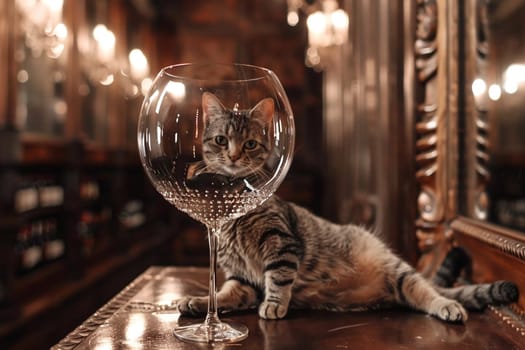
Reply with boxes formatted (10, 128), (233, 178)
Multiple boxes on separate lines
(244, 140), (258, 150)
(215, 136), (228, 146)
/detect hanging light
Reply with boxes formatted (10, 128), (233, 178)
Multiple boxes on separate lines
(129, 49), (149, 82)
(287, 0), (303, 26)
(15, 0), (68, 58)
(126, 48), (152, 97)
(78, 23), (119, 86)
(287, 0), (349, 70)
(503, 63), (525, 94)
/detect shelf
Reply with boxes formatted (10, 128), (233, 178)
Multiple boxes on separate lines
(0, 137), (179, 348)
(20, 136), (68, 165)
(17, 205), (64, 221)
(0, 223), (173, 342)
(12, 258), (69, 302)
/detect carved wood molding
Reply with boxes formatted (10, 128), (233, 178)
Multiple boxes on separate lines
(414, 0), (439, 251)
(411, 0), (525, 331)
(51, 271), (152, 350)
(451, 217), (525, 260)
(414, 0), (458, 274)
(452, 216), (525, 319)
(488, 305), (525, 338)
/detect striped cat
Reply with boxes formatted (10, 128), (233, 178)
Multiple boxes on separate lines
(175, 93), (519, 322)
(186, 91), (275, 181)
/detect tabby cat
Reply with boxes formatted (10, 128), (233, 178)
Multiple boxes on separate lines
(175, 93), (519, 322)
(186, 91), (274, 181)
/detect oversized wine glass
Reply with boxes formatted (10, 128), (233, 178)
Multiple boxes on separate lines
(137, 63), (295, 343)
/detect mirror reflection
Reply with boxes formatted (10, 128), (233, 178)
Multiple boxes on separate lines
(471, 0), (525, 232)
(15, 0), (67, 137)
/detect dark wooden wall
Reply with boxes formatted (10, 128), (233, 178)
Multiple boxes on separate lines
(148, 0), (325, 265)
(0, 1), (324, 348)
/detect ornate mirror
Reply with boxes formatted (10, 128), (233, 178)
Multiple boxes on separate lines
(414, 0), (525, 327)
(462, 0), (525, 234)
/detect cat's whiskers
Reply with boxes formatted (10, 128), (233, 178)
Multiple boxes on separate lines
(243, 166), (271, 184)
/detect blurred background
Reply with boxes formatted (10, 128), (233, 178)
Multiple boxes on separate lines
(3, 0), (525, 348)
(0, 1), (343, 348)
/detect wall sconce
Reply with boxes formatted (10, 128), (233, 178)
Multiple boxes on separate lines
(287, 0), (349, 70)
(15, 0), (68, 59)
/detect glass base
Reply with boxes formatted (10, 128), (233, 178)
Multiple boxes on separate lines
(174, 320), (249, 343)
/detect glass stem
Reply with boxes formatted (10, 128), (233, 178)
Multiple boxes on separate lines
(205, 224), (221, 328)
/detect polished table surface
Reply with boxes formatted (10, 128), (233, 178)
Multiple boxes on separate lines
(52, 266), (525, 350)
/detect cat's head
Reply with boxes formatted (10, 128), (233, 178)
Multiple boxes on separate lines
(201, 92), (274, 178)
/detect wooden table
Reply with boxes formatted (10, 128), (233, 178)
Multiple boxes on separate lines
(51, 266), (524, 350)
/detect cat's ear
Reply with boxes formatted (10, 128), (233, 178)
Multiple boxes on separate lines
(250, 98), (275, 124)
(202, 92), (226, 125)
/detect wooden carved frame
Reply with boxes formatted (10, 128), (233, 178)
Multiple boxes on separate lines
(413, 0), (525, 329)
(413, 0), (458, 276)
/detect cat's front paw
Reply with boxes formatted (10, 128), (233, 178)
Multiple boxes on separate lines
(258, 301), (288, 319)
(431, 299), (468, 322)
(175, 296), (208, 316)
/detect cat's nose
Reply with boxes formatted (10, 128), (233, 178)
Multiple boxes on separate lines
(229, 153), (241, 162)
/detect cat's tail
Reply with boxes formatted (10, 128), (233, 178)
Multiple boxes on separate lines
(432, 246), (471, 287)
(436, 280), (519, 310)
(433, 246), (519, 309)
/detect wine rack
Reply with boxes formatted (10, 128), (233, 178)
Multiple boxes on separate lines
(0, 133), (178, 349)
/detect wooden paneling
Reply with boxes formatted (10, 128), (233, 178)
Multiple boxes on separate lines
(0, 0), (323, 347)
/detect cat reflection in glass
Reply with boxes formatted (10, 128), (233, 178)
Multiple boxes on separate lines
(176, 92), (519, 322)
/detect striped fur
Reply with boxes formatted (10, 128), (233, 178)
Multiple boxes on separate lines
(433, 247), (472, 287)
(175, 92), (519, 322)
(176, 196), (519, 322)
(188, 92), (274, 179)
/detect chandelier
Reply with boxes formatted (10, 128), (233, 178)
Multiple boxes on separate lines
(77, 24), (152, 96)
(15, 0), (153, 103)
(122, 48), (153, 98)
(287, 0), (349, 70)
(77, 23), (118, 86)
(15, 0), (68, 59)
